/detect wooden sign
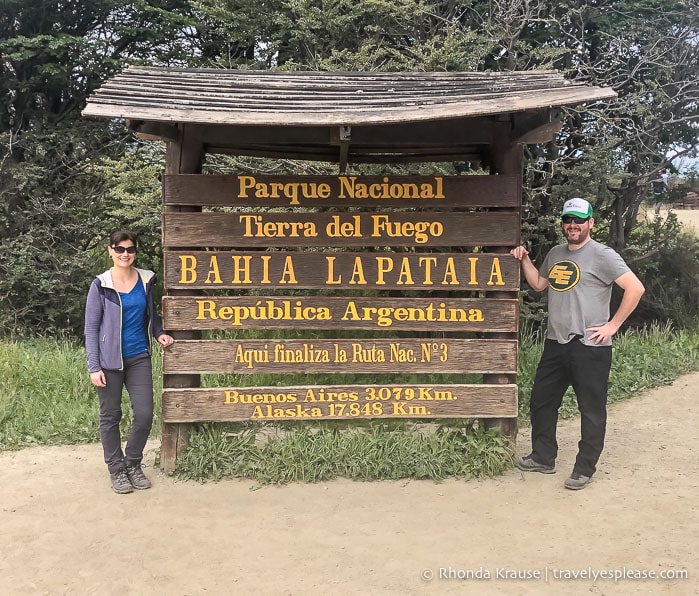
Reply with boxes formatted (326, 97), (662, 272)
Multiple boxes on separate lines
(160, 172), (521, 434)
(162, 383), (518, 422)
(162, 211), (519, 248)
(162, 174), (519, 208)
(162, 338), (518, 374)
(164, 251), (520, 291)
(162, 296), (518, 331)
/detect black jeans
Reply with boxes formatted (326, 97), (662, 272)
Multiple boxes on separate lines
(96, 353), (154, 474)
(529, 339), (612, 477)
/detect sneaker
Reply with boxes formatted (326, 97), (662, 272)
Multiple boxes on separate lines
(110, 469), (134, 494)
(564, 472), (592, 490)
(126, 464), (152, 490)
(514, 453), (556, 474)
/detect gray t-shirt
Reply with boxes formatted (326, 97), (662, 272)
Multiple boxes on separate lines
(540, 239), (630, 346)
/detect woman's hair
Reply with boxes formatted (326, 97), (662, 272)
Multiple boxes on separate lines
(109, 230), (138, 248)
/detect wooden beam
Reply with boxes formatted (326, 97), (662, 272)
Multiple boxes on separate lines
(162, 211), (521, 248)
(163, 339), (519, 375)
(160, 124), (204, 473)
(482, 117), (522, 446)
(207, 145), (484, 164)
(511, 110), (562, 144)
(127, 119), (181, 142)
(162, 384), (519, 422)
(338, 125), (351, 173)
(162, 173), (520, 208)
(190, 118), (497, 152)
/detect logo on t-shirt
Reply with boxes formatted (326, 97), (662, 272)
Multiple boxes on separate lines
(547, 260), (580, 291)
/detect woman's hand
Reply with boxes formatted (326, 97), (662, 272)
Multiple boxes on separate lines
(158, 334), (174, 349)
(90, 370), (106, 387)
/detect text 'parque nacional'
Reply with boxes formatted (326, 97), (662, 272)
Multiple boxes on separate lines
(237, 175), (445, 205)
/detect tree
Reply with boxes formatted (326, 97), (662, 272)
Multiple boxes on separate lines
(0, 0), (206, 336)
(493, 0), (699, 251)
(192, 0), (494, 70)
(1, 0), (696, 334)
(471, 0), (699, 323)
(189, 0), (699, 328)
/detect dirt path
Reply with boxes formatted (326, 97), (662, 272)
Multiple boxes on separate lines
(676, 207), (699, 230)
(644, 204), (699, 231)
(1, 371), (698, 595)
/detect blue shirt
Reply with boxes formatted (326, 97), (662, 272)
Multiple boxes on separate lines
(119, 280), (148, 359)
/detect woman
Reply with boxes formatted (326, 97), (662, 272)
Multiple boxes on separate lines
(84, 231), (174, 494)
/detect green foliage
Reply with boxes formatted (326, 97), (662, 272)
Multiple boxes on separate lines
(534, 0), (697, 250)
(0, 0), (205, 337)
(0, 0), (202, 132)
(623, 220), (699, 327)
(517, 322), (699, 422)
(193, 0), (494, 71)
(0, 338), (165, 450)
(0, 127), (173, 337)
(174, 421), (510, 483)
(0, 338), (99, 449)
(515, 322), (545, 419)
(89, 142), (168, 281)
(591, 213), (699, 328)
(0, 120), (124, 336)
(3, 327), (699, 482)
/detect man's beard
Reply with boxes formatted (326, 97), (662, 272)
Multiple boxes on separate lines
(564, 228), (590, 245)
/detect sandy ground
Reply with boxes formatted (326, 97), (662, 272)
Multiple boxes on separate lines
(646, 204), (699, 231)
(1, 371), (698, 596)
(677, 208), (699, 230)
(1, 208), (697, 596)
(676, 208), (699, 231)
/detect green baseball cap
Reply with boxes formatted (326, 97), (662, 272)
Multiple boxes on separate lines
(562, 197), (593, 219)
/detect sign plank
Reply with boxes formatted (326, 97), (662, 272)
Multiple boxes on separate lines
(162, 211), (519, 248)
(162, 384), (518, 422)
(162, 338), (518, 374)
(164, 251), (520, 291)
(162, 296), (519, 332)
(162, 174), (519, 208)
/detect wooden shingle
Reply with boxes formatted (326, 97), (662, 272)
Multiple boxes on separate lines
(83, 66), (616, 165)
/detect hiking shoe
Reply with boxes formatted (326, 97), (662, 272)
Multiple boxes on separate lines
(110, 469), (134, 494)
(514, 454), (556, 474)
(564, 473), (592, 490)
(126, 464), (152, 490)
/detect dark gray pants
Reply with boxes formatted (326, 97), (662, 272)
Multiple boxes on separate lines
(529, 339), (612, 477)
(96, 353), (154, 474)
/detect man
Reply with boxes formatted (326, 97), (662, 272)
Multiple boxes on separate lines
(652, 169), (668, 215)
(510, 198), (645, 490)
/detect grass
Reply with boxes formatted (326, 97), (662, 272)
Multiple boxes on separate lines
(0, 339), (164, 450)
(1, 322), (698, 482)
(517, 321), (699, 420)
(174, 421), (510, 483)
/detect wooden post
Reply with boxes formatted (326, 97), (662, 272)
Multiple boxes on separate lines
(482, 118), (522, 446)
(160, 124), (204, 472)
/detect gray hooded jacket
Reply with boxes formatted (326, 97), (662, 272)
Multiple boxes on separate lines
(84, 268), (165, 372)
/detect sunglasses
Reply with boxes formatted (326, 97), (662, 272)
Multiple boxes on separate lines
(561, 215), (590, 224)
(111, 245), (137, 254)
